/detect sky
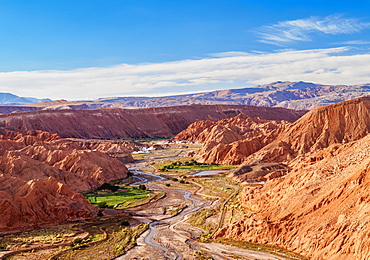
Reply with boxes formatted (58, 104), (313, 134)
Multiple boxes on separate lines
(1, 0), (370, 100)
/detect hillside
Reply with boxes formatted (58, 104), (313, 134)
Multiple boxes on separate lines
(210, 97), (370, 259)
(0, 129), (130, 232)
(0, 104), (305, 139)
(173, 114), (287, 165)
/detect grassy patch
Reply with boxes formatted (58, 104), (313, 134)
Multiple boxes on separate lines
(56, 223), (148, 260)
(0, 224), (79, 251)
(84, 187), (153, 209)
(156, 159), (235, 175)
(188, 209), (216, 226)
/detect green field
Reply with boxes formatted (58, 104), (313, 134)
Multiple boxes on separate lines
(84, 187), (153, 209)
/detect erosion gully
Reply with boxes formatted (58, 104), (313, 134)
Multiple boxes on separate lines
(115, 169), (287, 260)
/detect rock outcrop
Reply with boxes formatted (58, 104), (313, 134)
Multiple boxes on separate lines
(244, 97), (370, 164)
(0, 175), (98, 232)
(173, 113), (288, 165)
(0, 129), (129, 192)
(0, 129), (130, 232)
(0, 104), (305, 139)
(214, 97), (370, 259)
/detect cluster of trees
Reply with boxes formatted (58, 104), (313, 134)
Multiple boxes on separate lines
(98, 182), (120, 192)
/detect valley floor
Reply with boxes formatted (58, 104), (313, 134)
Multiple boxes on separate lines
(1, 143), (305, 260)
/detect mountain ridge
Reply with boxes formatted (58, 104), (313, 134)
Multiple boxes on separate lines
(2, 81), (370, 113)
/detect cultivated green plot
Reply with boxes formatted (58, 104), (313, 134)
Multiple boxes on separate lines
(85, 187), (153, 209)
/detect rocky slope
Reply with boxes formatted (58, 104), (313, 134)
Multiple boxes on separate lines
(0, 175), (98, 232)
(173, 113), (288, 165)
(0, 104), (305, 139)
(244, 97), (370, 164)
(0, 129), (130, 232)
(213, 97), (370, 259)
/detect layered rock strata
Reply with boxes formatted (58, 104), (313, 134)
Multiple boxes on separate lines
(214, 97), (370, 259)
(0, 129), (129, 232)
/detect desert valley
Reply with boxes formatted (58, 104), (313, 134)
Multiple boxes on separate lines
(0, 81), (370, 259)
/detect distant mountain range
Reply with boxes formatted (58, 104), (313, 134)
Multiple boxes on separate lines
(96, 81), (369, 110)
(1, 81), (370, 113)
(0, 92), (51, 105)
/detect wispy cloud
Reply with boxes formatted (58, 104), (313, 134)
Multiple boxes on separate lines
(2, 47), (370, 100)
(334, 40), (370, 45)
(258, 15), (370, 46)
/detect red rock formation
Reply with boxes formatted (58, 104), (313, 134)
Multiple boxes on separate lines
(173, 113), (288, 165)
(0, 130), (129, 192)
(245, 97), (370, 164)
(0, 104), (305, 139)
(214, 97), (370, 259)
(0, 129), (131, 232)
(0, 174), (98, 232)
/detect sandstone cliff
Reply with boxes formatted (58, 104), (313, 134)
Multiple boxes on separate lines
(0, 175), (98, 232)
(0, 129), (129, 192)
(173, 113), (287, 165)
(0, 104), (305, 139)
(244, 97), (370, 164)
(214, 97), (370, 259)
(0, 129), (130, 232)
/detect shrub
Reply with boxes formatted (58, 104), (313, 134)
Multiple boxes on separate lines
(74, 237), (83, 244)
(179, 180), (185, 184)
(121, 221), (130, 226)
(139, 184), (146, 190)
(172, 178), (178, 182)
(97, 201), (108, 208)
(165, 183), (171, 187)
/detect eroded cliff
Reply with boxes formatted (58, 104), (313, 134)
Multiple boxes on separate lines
(213, 97), (370, 259)
(0, 129), (130, 232)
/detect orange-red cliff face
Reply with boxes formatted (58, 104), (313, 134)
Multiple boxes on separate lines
(173, 113), (287, 165)
(0, 104), (305, 139)
(0, 175), (98, 232)
(244, 97), (370, 164)
(213, 97), (370, 259)
(0, 129), (130, 232)
(0, 129), (129, 192)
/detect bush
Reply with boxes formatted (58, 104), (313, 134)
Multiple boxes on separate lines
(179, 180), (185, 184)
(74, 237), (83, 244)
(165, 183), (171, 187)
(97, 201), (108, 208)
(172, 178), (178, 182)
(121, 221), (130, 226)
(139, 184), (147, 190)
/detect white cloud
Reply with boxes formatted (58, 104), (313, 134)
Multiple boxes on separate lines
(2, 47), (370, 100)
(334, 40), (370, 45)
(258, 15), (370, 46)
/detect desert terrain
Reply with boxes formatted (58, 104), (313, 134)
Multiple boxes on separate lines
(2, 97), (370, 259)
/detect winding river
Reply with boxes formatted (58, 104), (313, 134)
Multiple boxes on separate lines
(115, 170), (288, 260)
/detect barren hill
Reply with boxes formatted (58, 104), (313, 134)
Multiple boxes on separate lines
(244, 96), (370, 164)
(173, 114), (287, 165)
(210, 97), (370, 259)
(0, 129), (130, 232)
(0, 104), (305, 139)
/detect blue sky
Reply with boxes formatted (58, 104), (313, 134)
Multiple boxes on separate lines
(1, 0), (370, 100)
